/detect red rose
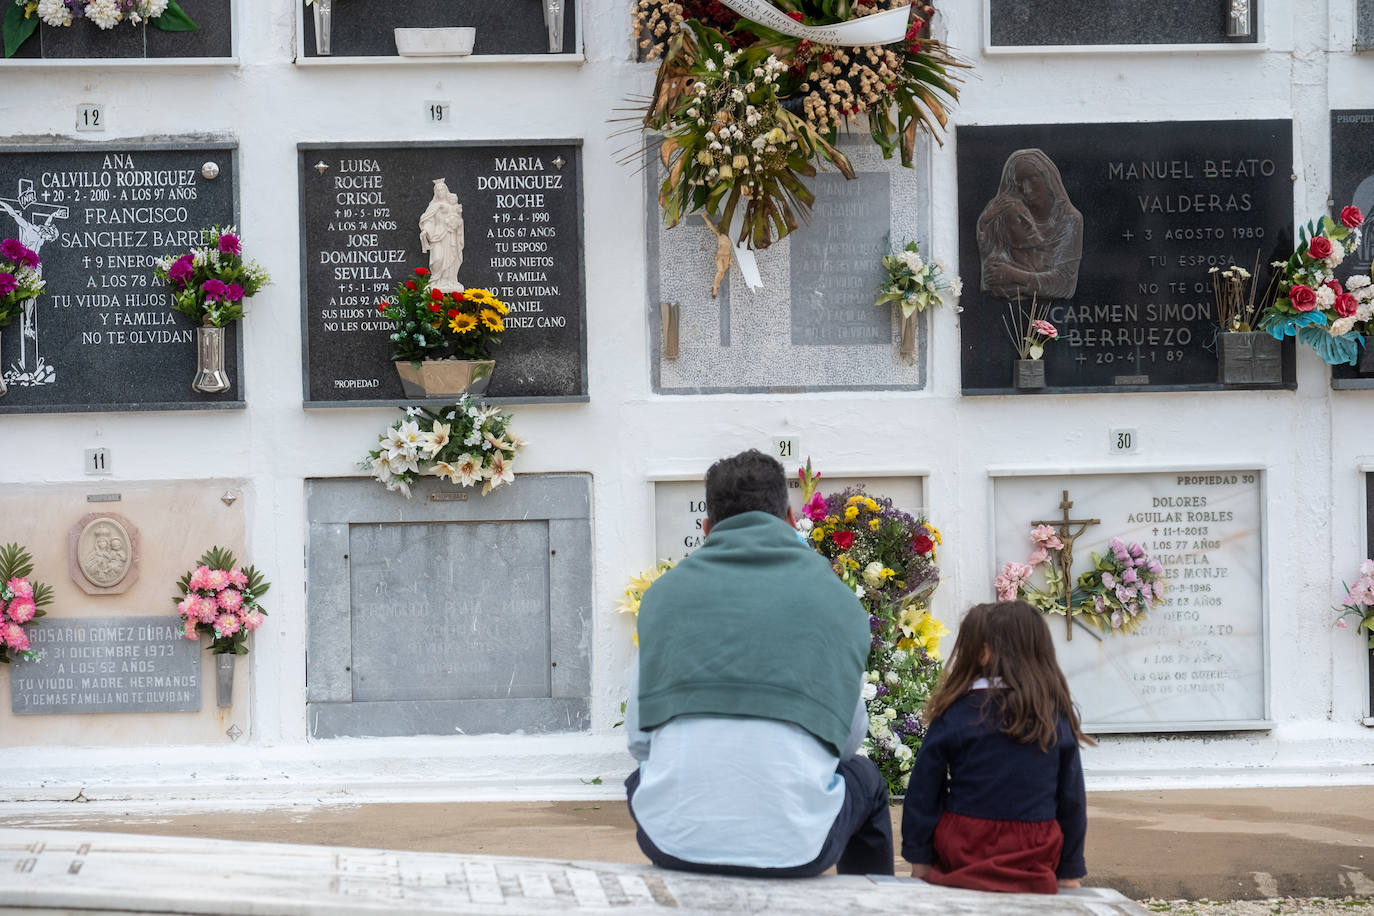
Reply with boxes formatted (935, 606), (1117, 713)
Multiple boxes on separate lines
(786, 10), (803, 20)
(428, 303), (441, 313)
(405, 280), (417, 291)
(832, 530), (854, 550)
(430, 288), (443, 300)
(1336, 293), (1359, 317)
(447, 308), (458, 318)
(912, 534), (934, 555)
(1289, 284), (1317, 311)
(415, 267), (430, 276)
(452, 292), (466, 302)
(376, 302), (387, 313)
(1342, 205), (1364, 229)
(1307, 235), (1333, 260)
(1324, 278), (1343, 294)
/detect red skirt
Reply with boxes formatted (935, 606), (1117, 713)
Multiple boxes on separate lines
(924, 811), (1064, 895)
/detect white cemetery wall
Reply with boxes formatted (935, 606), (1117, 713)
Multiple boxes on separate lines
(0, 0), (1371, 798)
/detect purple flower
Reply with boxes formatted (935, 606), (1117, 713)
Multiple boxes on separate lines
(1123, 567), (1138, 585)
(0, 272), (15, 295)
(168, 254), (195, 286)
(874, 684), (889, 699)
(218, 232), (242, 256)
(202, 279), (229, 301)
(1147, 559), (1163, 575)
(226, 283), (245, 301)
(1102, 572), (1116, 589)
(1128, 542), (1144, 559)
(1, 238), (31, 267)
(870, 633), (884, 650)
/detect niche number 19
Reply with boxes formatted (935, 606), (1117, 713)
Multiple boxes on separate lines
(425, 101), (451, 124)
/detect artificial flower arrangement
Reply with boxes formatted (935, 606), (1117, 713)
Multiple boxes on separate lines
(1209, 260), (1260, 333)
(874, 239), (961, 319)
(175, 547), (269, 656)
(379, 267), (509, 364)
(617, 559), (677, 647)
(0, 543), (53, 663)
(635, 1), (965, 259)
(1003, 295), (1058, 361)
(0, 238), (43, 328)
(798, 476), (948, 795)
(1257, 205), (1374, 366)
(1336, 559), (1374, 647)
(4, 0), (199, 58)
(996, 526), (1166, 637)
(153, 226), (271, 327)
(361, 397), (525, 498)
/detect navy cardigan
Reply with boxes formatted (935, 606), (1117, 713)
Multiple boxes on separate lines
(900, 691), (1087, 879)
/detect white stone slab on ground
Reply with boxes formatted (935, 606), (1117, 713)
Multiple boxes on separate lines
(0, 828), (1147, 915)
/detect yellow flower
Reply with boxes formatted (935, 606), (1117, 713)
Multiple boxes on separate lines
(899, 609), (951, 660)
(479, 308), (504, 331)
(864, 498), (880, 512)
(465, 288), (494, 304)
(928, 524), (943, 545)
(449, 313), (478, 334)
(812, 529), (825, 542)
(881, 567), (895, 579)
(825, 515), (839, 525)
(868, 519), (880, 531)
(846, 495), (864, 505)
(844, 505), (859, 521)
(488, 296), (510, 316)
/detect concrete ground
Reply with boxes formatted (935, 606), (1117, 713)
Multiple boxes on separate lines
(0, 785), (1370, 902)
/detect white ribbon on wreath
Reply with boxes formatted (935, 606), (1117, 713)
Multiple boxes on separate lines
(713, 0), (914, 47)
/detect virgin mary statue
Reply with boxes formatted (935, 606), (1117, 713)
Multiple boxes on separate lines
(419, 178), (465, 293)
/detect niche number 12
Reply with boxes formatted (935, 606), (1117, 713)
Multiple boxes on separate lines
(76, 104), (105, 132)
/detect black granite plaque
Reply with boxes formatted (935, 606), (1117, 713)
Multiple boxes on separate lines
(0, 142), (240, 414)
(988, 0), (1254, 46)
(1359, 0), (1374, 52)
(34, 0), (233, 59)
(299, 141), (586, 405)
(1366, 472), (1374, 709)
(957, 120), (1294, 395)
(301, 0), (576, 57)
(1328, 111), (1374, 389)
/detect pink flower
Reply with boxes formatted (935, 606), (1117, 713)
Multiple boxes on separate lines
(217, 588), (243, 612)
(206, 568), (229, 591)
(3, 621), (29, 651)
(1028, 547), (1049, 566)
(182, 618), (200, 640)
(7, 598), (35, 623)
(177, 594), (199, 618)
(1031, 319), (1058, 339)
(242, 609), (265, 631)
(168, 254), (195, 287)
(995, 562), (1032, 601)
(218, 232), (242, 256)
(803, 492), (827, 523)
(189, 565), (213, 591)
(229, 568), (248, 589)
(214, 613), (242, 638)
(7, 577), (32, 599)
(1336, 618), (1349, 629)
(197, 597), (220, 623)
(1029, 525), (1063, 550)
(1102, 572), (1116, 589)
(1359, 559), (1374, 577)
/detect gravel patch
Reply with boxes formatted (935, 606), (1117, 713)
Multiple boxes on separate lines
(1140, 898), (1373, 915)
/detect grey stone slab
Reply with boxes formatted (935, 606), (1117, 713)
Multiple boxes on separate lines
(1329, 111), (1374, 387)
(11, 616), (200, 715)
(0, 827), (1151, 914)
(348, 520), (552, 703)
(39, 18), (146, 58)
(1360, 0), (1374, 51)
(988, 0), (1254, 46)
(647, 138), (931, 394)
(0, 141), (243, 414)
(146, 0), (235, 59)
(305, 474), (592, 738)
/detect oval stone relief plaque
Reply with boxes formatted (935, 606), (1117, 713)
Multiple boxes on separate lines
(68, 512), (140, 595)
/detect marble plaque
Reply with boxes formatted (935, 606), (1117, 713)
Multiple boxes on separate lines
(987, 0), (1254, 46)
(305, 474), (591, 739)
(647, 138), (930, 393)
(10, 616), (201, 715)
(958, 121), (1294, 394)
(298, 141), (586, 404)
(992, 471), (1267, 731)
(1328, 111), (1374, 389)
(654, 474), (925, 563)
(0, 142), (241, 413)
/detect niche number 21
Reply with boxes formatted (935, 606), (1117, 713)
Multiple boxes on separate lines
(772, 437), (800, 462)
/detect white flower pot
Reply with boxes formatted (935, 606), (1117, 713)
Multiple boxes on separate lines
(394, 27), (475, 57)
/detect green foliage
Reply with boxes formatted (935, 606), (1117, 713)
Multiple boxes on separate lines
(149, 0), (198, 31)
(2, 4), (38, 59)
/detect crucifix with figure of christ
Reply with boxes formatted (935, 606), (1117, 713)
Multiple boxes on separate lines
(1031, 489), (1099, 641)
(0, 179), (69, 386)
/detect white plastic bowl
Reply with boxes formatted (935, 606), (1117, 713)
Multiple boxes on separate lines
(394, 27), (475, 57)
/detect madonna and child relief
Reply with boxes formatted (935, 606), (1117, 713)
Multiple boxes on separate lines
(976, 148), (1084, 301)
(71, 514), (137, 593)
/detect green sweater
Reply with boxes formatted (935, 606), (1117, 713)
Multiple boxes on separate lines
(636, 511), (870, 755)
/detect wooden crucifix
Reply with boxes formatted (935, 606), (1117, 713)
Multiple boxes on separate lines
(1031, 489), (1100, 641)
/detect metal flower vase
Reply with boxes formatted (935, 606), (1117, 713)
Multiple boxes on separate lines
(1218, 331), (1281, 385)
(543, 0), (564, 53)
(215, 653), (235, 708)
(312, 0), (333, 55)
(394, 358), (495, 399)
(1359, 335), (1374, 374)
(193, 326), (231, 393)
(0, 336), (7, 398)
(1014, 359), (1045, 390)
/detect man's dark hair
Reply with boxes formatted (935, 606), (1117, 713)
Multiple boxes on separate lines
(704, 449), (789, 524)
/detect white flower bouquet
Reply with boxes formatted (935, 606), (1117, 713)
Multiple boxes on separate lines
(362, 397), (525, 498)
(875, 240), (961, 319)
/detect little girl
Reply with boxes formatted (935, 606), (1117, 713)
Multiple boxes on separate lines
(901, 599), (1092, 894)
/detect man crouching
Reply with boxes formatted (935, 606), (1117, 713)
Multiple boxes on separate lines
(624, 449), (894, 877)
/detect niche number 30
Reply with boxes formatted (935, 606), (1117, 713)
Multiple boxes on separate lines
(1111, 429), (1138, 454)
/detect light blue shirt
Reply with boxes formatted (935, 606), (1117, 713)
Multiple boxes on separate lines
(626, 657), (867, 868)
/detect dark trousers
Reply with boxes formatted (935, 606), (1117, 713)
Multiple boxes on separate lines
(624, 756), (894, 878)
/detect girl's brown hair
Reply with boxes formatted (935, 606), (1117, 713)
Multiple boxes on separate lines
(923, 600), (1094, 751)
